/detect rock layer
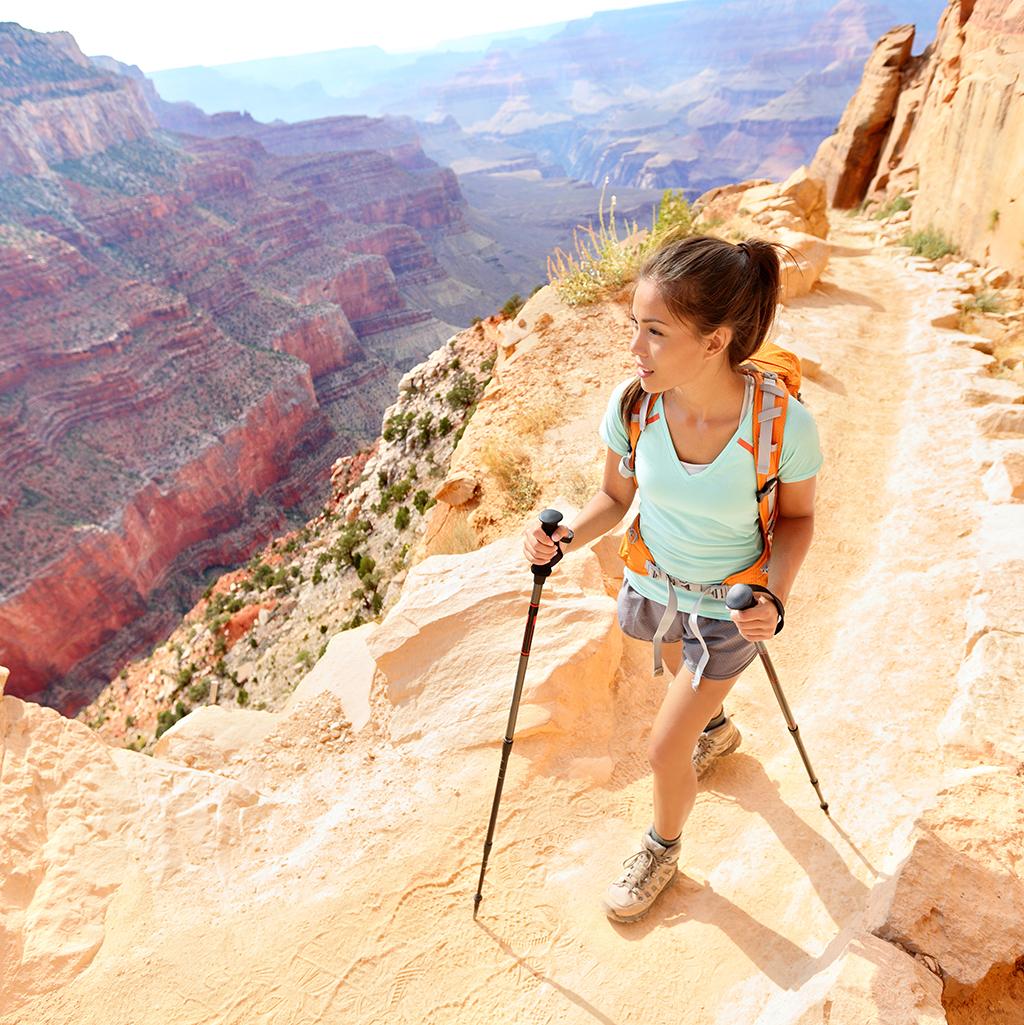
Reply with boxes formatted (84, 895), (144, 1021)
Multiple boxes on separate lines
(0, 24), (486, 705)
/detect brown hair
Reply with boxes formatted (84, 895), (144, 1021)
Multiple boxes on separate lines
(618, 234), (795, 430)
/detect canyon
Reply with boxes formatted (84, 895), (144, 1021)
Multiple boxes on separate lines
(0, 22), (525, 707)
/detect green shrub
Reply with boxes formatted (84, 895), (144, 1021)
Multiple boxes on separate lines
(872, 195), (912, 220)
(155, 701), (189, 739)
(961, 290), (1003, 313)
(413, 489), (434, 515)
(900, 225), (957, 260)
(501, 293), (525, 319)
(547, 180), (694, 306)
(438, 415), (453, 436)
(176, 664), (195, 688)
(395, 506), (411, 530)
(383, 411), (416, 442)
(446, 373), (479, 409)
(187, 679), (210, 703)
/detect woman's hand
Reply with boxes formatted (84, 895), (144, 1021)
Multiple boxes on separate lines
(522, 519), (572, 566)
(729, 593), (779, 643)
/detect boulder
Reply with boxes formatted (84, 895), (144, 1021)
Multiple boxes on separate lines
(937, 631), (1024, 762)
(981, 444), (1024, 502)
(284, 622), (376, 732)
(434, 472), (478, 506)
(365, 532), (619, 762)
(775, 228), (830, 300)
(153, 704), (279, 770)
(869, 771), (1024, 987)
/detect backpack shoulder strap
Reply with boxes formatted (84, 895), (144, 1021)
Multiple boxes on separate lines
(619, 389), (661, 479)
(748, 367), (790, 534)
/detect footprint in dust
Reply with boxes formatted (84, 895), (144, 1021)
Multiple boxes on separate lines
(387, 943), (449, 1014)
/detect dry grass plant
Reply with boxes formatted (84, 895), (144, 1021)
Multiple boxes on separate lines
(479, 438), (540, 516)
(547, 181), (694, 306)
(430, 507), (479, 556)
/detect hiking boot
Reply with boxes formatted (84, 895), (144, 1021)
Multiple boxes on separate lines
(602, 830), (681, 923)
(692, 716), (742, 779)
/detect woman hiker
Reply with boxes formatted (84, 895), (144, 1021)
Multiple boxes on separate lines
(522, 234), (823, 923)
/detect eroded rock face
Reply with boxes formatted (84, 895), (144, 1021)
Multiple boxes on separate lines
(811, 2), (1024, 272)
(809, 25), (917, 209)
(0, 688), (263, 1006)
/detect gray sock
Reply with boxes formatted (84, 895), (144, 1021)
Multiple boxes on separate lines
(704, 706), (726, 733)
(649, 825), (680, 848)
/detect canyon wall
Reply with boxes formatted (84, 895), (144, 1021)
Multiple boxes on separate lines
(810, 0), (1024, 272)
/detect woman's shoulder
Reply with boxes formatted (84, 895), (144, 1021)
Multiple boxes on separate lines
(784, 392), (819, 434)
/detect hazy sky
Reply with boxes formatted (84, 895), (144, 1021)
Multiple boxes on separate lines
(5, 0), (685, 71)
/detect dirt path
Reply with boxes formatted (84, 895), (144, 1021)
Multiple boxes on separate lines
(2, 216), (992, 1025)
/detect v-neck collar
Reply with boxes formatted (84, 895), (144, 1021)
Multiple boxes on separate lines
(655, 374), (754, 477)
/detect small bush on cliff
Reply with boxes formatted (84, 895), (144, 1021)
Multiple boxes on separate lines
(413, 489), (434, 515)
(480, 440), (539, 515)
(188, 679), (210, 703)
(155, 701), (189, 739)
(383, 411), (416, 442)
(438, 415), (453, 436)
(872, 195), (912, 220)
(394, 506), (411, 530)
(446, 373), (479, 410)
(501, 294), (525, 319)
(961, 290), (1003, 314)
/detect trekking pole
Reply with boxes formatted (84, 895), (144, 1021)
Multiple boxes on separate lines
(726, 584), (829, 816)
(473, 507), (569, 919)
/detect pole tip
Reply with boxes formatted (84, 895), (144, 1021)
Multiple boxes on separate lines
(473, 893), (482, 919)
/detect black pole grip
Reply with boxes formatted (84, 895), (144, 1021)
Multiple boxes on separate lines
(726, 583), (756, 611)
(532, 508), (564, 579)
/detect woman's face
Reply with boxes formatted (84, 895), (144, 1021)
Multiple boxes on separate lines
(628, 277), (715, 391)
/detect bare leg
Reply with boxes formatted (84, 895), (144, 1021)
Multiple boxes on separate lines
(660, 640), (725, 728)
(648, 664), (744, 841)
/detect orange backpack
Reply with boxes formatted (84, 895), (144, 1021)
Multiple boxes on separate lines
(617, 340), (802, 605)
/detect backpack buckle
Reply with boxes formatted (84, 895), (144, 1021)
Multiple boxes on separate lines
(756, 476), (779, 502)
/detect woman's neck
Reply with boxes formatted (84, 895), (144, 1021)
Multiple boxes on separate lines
(664, 365), (747, 424)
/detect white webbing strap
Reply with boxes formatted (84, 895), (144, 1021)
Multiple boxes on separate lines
(651, 580), (677, 678)
(688, 594), (709, 692)
(646, 563), (727, 681)
(755, 372), (783, 477)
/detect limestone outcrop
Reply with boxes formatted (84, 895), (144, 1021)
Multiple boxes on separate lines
(811, 1), (1024, 273)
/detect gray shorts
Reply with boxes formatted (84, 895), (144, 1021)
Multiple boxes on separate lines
(616, 578), (758, 680)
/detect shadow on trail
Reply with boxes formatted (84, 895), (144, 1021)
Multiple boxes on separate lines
(704, 753), (880, 920)
(604, 753), (887, 989)
(475, 920), (622, 1025)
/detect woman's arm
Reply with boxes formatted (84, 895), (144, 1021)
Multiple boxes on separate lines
(766, 475), (817, 605)
(731, 475), (817, 641)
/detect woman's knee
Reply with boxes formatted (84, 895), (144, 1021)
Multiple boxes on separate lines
(647, 730), (700, 774)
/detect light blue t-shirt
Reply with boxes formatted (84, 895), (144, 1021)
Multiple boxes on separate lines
(600, 376), (823, 620)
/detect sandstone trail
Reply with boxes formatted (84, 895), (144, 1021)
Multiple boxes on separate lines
(1, 216), (1020, 1025)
